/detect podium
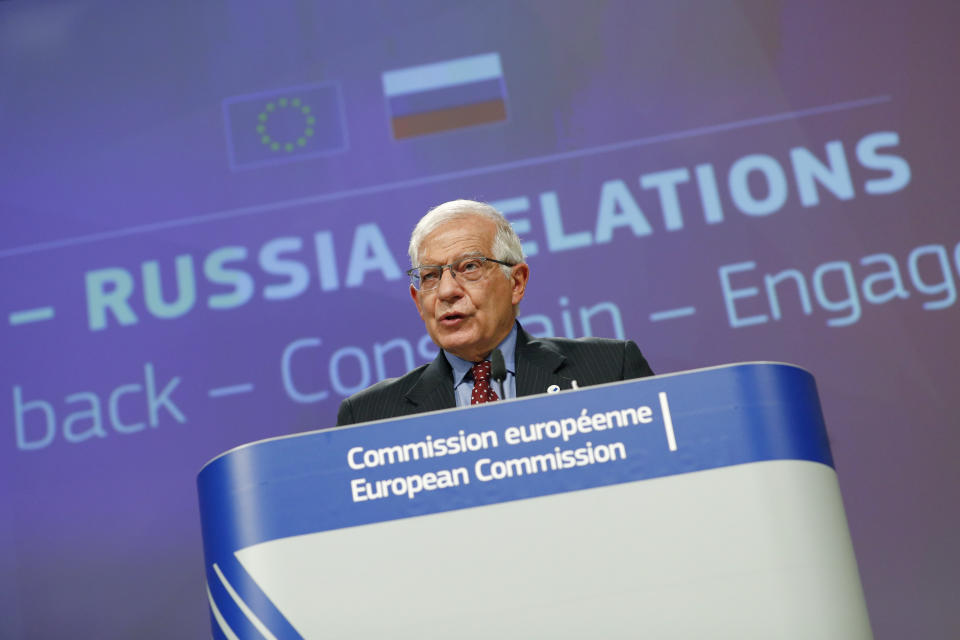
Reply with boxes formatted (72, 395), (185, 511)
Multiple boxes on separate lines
(197, 363), (873, 639)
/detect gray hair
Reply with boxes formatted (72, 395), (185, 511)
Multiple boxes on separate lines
(408, 200), (526, 277)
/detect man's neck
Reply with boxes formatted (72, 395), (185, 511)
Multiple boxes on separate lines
(444, 323), (518, 377)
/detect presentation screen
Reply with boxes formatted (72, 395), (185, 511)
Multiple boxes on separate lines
(1, 1), (957, 638)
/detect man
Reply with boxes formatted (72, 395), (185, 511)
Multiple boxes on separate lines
(336, 199), (653, 426)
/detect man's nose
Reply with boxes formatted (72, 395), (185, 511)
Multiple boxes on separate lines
(436, 266), (464, 299)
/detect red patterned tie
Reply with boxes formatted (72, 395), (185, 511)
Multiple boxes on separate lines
(470, 360), (499, 404)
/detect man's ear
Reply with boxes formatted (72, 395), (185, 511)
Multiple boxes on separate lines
(510, 263), (530, 306)
(410, 284), (425, 319)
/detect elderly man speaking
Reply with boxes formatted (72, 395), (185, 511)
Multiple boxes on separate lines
(336, 199), (653, 426)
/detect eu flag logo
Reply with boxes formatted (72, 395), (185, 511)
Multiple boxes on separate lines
(382, 53), (509, 140)
(222, 82), (348, 170)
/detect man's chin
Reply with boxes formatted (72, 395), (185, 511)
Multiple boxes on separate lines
(438, 335), (482, 361)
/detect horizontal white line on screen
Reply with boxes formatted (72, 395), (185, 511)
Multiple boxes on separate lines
(208, 384), (255, 398)
(649, 307), (696, 322)
(8, 307), (55, 325)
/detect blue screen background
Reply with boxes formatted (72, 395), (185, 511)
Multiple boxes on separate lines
(1, 1), (957, 637)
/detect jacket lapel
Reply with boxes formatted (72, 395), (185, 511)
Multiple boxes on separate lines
(403, 351), (456, 412)
(515, 326), (575, 397)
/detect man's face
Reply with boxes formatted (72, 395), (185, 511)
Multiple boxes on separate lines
(410, 216), (529, 362)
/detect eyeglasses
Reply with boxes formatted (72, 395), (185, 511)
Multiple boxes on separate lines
(407, 256), (515, 291)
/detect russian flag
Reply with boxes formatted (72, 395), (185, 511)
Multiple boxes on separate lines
(382, 52), (508, 139)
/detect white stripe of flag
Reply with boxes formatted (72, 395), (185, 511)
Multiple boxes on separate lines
(383, 53), (503, 97)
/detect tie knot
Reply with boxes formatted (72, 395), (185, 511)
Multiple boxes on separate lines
(471, 360), (492, 380)
(470, 360), (498, 404)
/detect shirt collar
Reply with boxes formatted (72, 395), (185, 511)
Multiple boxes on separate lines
(445, 322), (518, 388)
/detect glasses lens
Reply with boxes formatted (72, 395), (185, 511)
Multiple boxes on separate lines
(417, 267), (442, 290)
(454, 257), (486, 281)
(413, 258), (494, 291)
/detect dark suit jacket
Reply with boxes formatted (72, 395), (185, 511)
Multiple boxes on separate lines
(336, 325), (653, 426)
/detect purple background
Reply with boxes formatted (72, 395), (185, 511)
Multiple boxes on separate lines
(1, 1), (957, 637)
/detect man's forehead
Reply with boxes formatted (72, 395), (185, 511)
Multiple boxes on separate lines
(420, 250), (485, 265)
(419, 219), (494, 261)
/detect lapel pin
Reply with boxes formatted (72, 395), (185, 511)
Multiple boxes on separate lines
(547, 384), (560, 394)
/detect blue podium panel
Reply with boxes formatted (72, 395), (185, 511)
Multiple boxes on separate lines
(197, 363), (873, 639)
